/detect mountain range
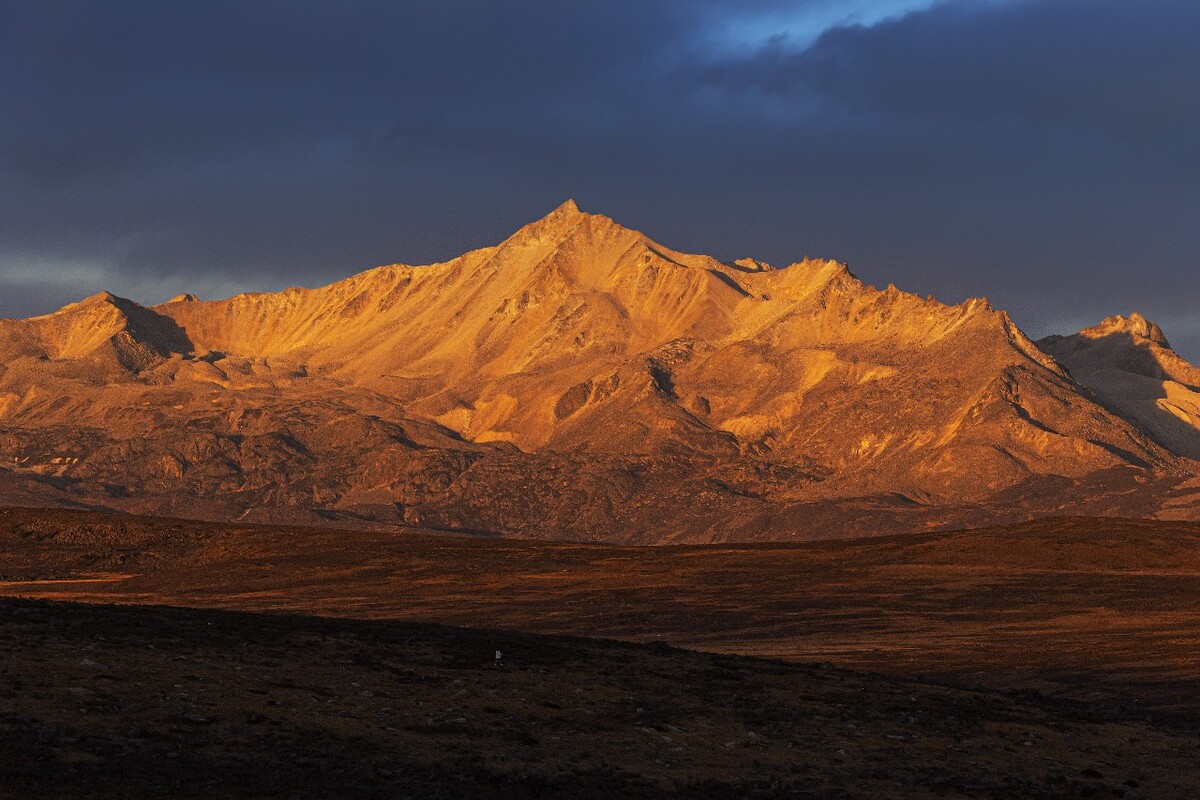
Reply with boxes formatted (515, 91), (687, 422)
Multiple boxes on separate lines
(2, 200), (1198, 542)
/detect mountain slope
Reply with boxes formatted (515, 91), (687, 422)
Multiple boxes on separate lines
(1039, 314), (1200, 461)
(0, 202), (1196, 541)
(151, 202), (1175, 481)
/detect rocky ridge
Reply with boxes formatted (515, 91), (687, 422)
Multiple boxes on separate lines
(0, 202), (1197, 541)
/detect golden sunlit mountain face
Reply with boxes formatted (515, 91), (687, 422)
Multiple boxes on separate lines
(0, 202), (1197, 542)
(7, 4), (1200, 797)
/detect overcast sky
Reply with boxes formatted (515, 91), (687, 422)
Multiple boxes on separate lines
(3, 1), (1199, 354)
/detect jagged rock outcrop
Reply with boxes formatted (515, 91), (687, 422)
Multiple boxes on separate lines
(0, 202), (1197, 541)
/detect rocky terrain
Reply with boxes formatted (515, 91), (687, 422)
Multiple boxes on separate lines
(1039, 315), (1200, 467)
(3, 595), (1197, 799)
(1, 202), (1199, 541)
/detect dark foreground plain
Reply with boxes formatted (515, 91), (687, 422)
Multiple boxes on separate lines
(4, 509), (1200, 716)
(2, 597), (1197, 799)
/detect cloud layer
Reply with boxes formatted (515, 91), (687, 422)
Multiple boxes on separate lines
(3, 1), (1198, 352)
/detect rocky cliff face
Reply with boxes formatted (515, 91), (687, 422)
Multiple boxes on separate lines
(0, 202), (1196, 542)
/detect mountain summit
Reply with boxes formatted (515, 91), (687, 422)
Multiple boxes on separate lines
(0, 202), (1197, 541)
(1087, 312), (1172, 347)
(1040, 314), (1200, 461)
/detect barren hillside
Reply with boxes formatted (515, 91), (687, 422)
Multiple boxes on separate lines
(1, 203), (1198, 541)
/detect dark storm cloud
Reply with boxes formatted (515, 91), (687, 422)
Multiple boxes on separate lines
(684, 0), (1200, 341)
(1, 1), (1198, 354)
(0, 1), (700, 292)
(699, 0), (1200, 140)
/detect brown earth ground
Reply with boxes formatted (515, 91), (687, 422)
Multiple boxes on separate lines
(3, 508), (1200, 719)
(2, 596), (1197, 799)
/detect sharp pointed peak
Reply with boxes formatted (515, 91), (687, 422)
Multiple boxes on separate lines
(535, 198), (608, 228)
(500, 199), (637, 252)
(554, 198), (582, 215)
